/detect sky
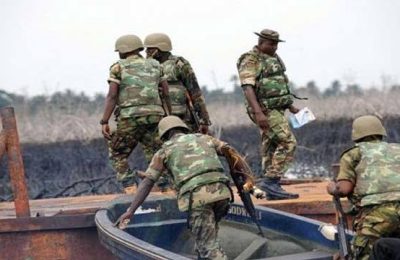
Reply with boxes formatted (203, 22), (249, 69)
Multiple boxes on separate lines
(1, 0), (399, 97)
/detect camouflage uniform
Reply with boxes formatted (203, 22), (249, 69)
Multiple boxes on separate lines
(160, 54), (211, 131)
(146, 133), (232, 260)
(338, 141), (400, 260)
(237, 46), (296, 179)
(108, 54), (165, 186)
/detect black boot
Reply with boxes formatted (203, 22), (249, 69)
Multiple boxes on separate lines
(256, 178), (299, 200)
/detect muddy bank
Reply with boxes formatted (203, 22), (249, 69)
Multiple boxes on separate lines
(1, 117), (399, 201)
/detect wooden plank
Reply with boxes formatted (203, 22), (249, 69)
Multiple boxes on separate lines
(0, 181), (343, 222)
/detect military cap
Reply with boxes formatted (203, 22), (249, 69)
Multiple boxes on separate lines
(254, 29), (285, 42)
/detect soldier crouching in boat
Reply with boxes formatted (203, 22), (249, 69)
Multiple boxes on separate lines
(115, 116), (265, 259)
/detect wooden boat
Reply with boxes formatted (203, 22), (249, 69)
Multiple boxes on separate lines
(95, 194), (345, 260)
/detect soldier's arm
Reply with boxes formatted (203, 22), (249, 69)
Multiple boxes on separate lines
(327, 149), (358, 197)
(211, 137), (254, 186)
(159, 80), (171, 115)
(101, 64), (120, 139)
(237, 55), (269, 131)
(178, 58), (211, 127)
(118, 152), (165, 220)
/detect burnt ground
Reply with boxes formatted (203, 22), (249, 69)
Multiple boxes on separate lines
(1, 117), (399, 201)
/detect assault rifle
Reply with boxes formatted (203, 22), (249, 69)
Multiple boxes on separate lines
(225, 147), (265, 237)
(185, 91), (200, 130)
(333, 195), (351, 260)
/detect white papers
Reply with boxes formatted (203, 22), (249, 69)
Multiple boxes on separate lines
(289, 107), (316, 128)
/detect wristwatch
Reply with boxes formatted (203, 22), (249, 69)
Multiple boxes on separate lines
(100, 119), (108, 125)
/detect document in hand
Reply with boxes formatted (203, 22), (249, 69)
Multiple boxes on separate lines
(289, 107), (316, 128)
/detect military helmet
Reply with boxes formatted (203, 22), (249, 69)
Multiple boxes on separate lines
(144, 33), (172, 52)
(114, 35), (144, 53)
(352, 115), (387, 141)
(158, 116), (189, 139)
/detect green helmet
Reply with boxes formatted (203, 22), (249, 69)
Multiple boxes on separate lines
(115, 35), (144, 53)
(158, 116), (189, 139)
(144, 33), (172, 52)
(352, 115), (387, 141)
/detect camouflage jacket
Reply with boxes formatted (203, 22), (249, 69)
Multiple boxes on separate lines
(145, 133), (231, 211)
(160, 53), (211, 125)
(237, 46), (293, 111)
(338, 141), (400, 207)
(108, 54), (165, 119)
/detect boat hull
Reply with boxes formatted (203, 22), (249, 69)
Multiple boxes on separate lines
(96, 195), (342, 260)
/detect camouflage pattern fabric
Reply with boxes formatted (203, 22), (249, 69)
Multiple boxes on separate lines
(145, 133), (231, 210)
(160, 133), (229, 195)
(237, 46), (293, 111)
(108, 54), (165, 119)
(160, 54), (211, 126)
(188, 198), (230, 260)
(178, 182), (232, 212)
(352, 202), (400, 260)
(108, 115), (163, 186)
(355, 142), (400, 206)
(337, 141), (400, 207)
(260, 109), (296, 179)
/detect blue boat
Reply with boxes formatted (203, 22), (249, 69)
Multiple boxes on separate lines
(95, 194), (347, 260)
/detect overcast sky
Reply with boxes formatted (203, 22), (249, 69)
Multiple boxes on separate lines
(1, 0), (399, 97)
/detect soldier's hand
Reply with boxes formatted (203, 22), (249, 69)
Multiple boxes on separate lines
(199, 125), (209, 135)
(102, 124), (111, 140)
(254, 112), (269, 132)
(114, 210), (133, 229)
(289, 105), (300, 114)
(326, 181), (336, 195)
(251, 187), (266, 199)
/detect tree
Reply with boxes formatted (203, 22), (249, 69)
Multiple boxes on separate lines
(323, 80), (342, 97)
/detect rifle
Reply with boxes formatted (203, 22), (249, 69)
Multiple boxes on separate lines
(159, 82), (171, 116)
(333, 195), (351, 259)
(225, 147), (265, 237)
(185, 91), (200, 130)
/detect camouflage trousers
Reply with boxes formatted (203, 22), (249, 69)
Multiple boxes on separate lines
(108, 115), (163, 187)
(260, 109), (296, 179)
(352, 201), (400, 260)
(188, 199), (230, 260)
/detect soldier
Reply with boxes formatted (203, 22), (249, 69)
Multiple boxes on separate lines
(100, 34), (171, 192)
(115, 116), (265, 260)
(143, 33), (211, 134)
(327, 115), (400, 260)
(236, 29), (300, 200)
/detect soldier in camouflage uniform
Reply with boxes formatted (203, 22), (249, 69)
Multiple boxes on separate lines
(143, 33), (211, 134)
(327, 115), (400, 260)
(116, 116), (265, 260)
(236, 29), (300, 200)
(100, 34), (171, 191)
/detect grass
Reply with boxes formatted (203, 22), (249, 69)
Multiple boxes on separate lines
(7, 89), (400, 144)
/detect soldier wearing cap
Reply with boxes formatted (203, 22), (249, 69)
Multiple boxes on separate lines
(115, 116), (265, 260)
(143, 33), (211, 134)
(236, 29), (300, 200)
(327, 115), (400, 260)
(100, 34), (171, 192)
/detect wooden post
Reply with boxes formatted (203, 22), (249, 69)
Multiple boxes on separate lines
(0, 107), (30, 217)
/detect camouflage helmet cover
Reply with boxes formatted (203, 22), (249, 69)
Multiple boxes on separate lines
(158, 115), (189, 139)
(115, 35), (144, 53)
(352, 115), (387, 141)
(144, 33), (172, 52)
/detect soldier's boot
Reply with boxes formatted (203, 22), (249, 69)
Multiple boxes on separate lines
(256, 177), (299, 200)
